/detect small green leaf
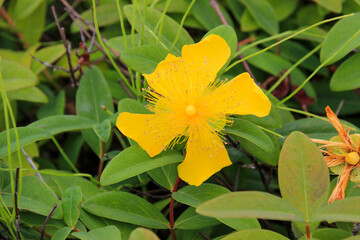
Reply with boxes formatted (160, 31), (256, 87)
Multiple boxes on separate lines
(118, 98), (150, 114)
(1, 59), (38, 91)
(279, 131), (329, 222)
(107, 34), (140, 56)
(224, 119), (275, 156)
(312, 228), (351, 240)
(121, 45), (169, 74)
(123, 5), (193, 55)
(268, 0), (298, 21)
(240, 0), (279, 34)
(52, 227), (73, 240)
(11, 0), (43, 21)
(72, 226), (121, 240)
(147, 163), (178, 190)
(82, 191), (169, 229)
(196, 191), (304, 221)
(2, 176), (62, 219)
(330, 52), (360, 91)
(320, 13), (360, 65)
(37, 90), (66, 119)
(62, 186), (82, 227)
(175, 207), (219, 230)
(29, 115), (96, 135)
(93, 119), (111, 142)
(222, 229), (290, 240)
(241, 10), (259, 32)
(100, 146), (183, 185)
(7, 86), (47, 103)
(313, 0), (342, 12)
(129, 228), (160, 240)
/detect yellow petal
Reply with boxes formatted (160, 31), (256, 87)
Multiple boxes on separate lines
(182, 34), (230, 80)
(177, 135), (232, 186)
(208, 72), (271, 117)
(116, 112), (185, 157)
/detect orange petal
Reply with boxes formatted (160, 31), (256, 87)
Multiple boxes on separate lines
(207, 72), (271, 117)
(177, 134), (232, 186)
(116, 112), (186, 157)
(328, 164), (352, 203)
(326, 106), (355, 148)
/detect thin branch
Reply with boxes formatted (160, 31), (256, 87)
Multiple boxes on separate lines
(209, 0), (228, 25)
(234, 165), (242, 191)
(51, 5), (77, 87)
(199, 231), (211, 240)
(0, 221), (12, 239)
(239, 53), (258, 84)
(335, 99), (345, 116)
(21, 148), (44, 182)
(30, 54), (70, 73)
(40, 203), (57, 240)
(169, 176), (181, 240)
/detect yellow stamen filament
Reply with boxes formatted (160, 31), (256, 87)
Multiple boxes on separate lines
(185, 105), (197, 117)
(345, 152), (360, 165)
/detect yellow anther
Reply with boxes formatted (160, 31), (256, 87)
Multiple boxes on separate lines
(185, 105), (197, 117)
(345, 152), (360, 165)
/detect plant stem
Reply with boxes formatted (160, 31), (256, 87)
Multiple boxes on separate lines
(97, 141), (106, 182)
(169, 176), (180, 240)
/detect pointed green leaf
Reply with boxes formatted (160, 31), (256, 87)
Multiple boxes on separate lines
(330, 52), (360, 91)
(240, 0), (279, 34)
(1, 59), (38, 91)
(312, 228), (351, 240)
(175, 207), (219, 230)
(93, 119), (111, 142)
(82, 191), (169, 229)
(121, 45), (169, 74)
(313, 0), (342, 12)
(312, 197), (360, 222)
(147, 163), (178, 190)
(196, 191), (304, 221)
(118, 98), (150, 114)
(52, 227), (73, 240)
(129, 228), (160, 240)
(279, 131), (329, 221)
(7, 87), (48, 103)
(100, 146), (183, 185)
(62, 186), (82, 227)
(320, 13), (360, 65)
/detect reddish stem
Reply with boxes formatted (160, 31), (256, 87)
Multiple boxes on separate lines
(306, 223), (311, 239)
(97, 141), (106, 182)
(169, 176), (181, 240)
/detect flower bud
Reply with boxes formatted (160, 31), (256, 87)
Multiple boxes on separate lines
(345, 152), (360, 165)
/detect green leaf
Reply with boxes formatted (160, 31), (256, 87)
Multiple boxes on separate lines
(43, 174), (100, 201)
(224, 118), (275, 156)
(175, 207), (219, 230)
(37, 90), (65, 119)
(52, 227), (73, 240)
(173, 184), (261, 230)
(107, 35), (140, 56)
(93, 119), (111, 142)
(320, 13), (360, 65)
(14, 0), (46, 45)
(276, 118), (359, 141)
(313, 0), (342, 12)
(222, 229), (290, 240)
(187, 0), (234, 30)
(147, 163), (178, 190)
(82, 191), (169, 229)
(29, 115), (96, 135)
(62, 186), (82, 227)
(11, 0), (43, 21)
(240, 0), (279, 34)
(121, 45), (169, 74)
(7, 86), (47, 103)
(76, 67), (114, 155)
(118, 98), (150, 114)
(129, 228), (160, 240)
(2, 176), (62, 219)
(296, 5), (325, 26)
(312, 197), (360, 222)
(100, 146), (183, 185)
(330, 52), (360, 91)
(0, 127), (50, 158)
(196, 191), (304, 221)
(123, 5), (194, 55)
(72, 226), (121, 240)
(30, 44), (66, 74)
(241, 10), (259, 32)
(312, 228), (351, 240)
(268, 0), (298, 21)
(278, 131), (329, 222)
(1, 59), (38, 91)
(203, 25), (237, 59)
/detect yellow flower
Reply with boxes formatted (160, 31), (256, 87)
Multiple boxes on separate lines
(116, 35), (271, 186)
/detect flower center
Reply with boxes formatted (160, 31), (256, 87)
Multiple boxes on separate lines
(185, 105), (197, 117)
(345, 152), (360, 165)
